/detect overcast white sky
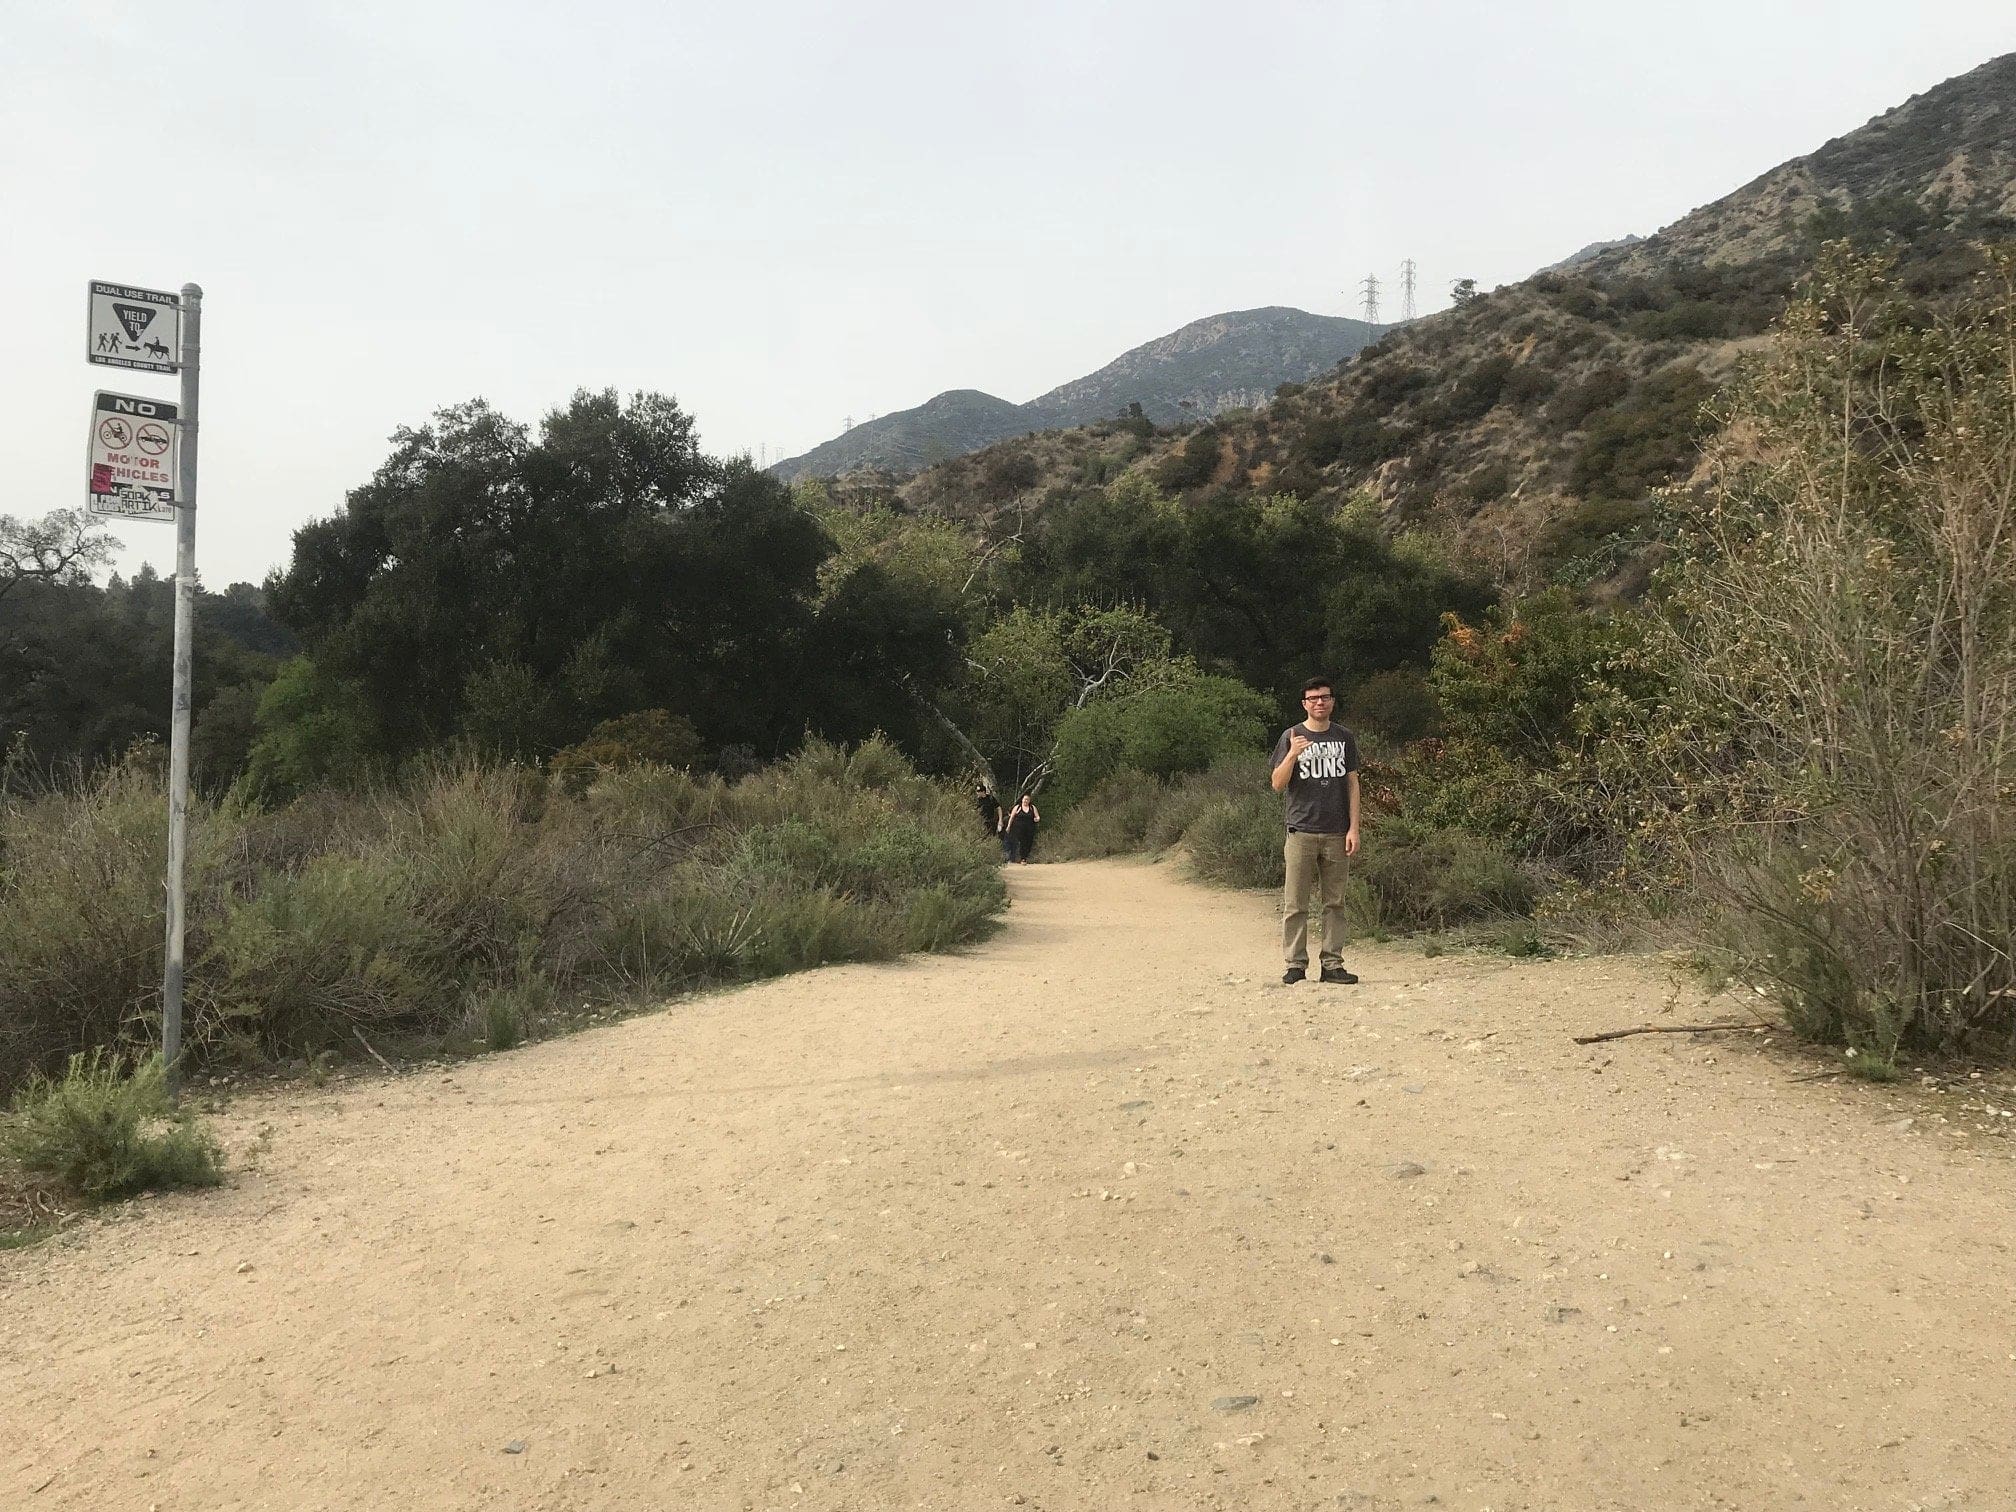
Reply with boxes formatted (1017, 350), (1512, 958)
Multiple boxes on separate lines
(4, 2), (2011, 587)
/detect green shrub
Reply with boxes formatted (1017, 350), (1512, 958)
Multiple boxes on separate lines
(1360, 363), (1432, 409)
(200, 853), (447, 1052)
(1699, 849), (1892, 1051)
(1533, 497), (1652, 576)
(1570, 365), (1715, 501)
(1500, 364), (1559, 408)
(839, 821), (984, 902)
(1843, 1050), (1902, 1083)
(1338, 415), (1419, 467)
(468, 974), (549, 1050)
(1184, 792), (1284, 889)
(1421, 355), (1513, 425)
(1155, 428), (1222, 490)
(1049, 756), (1268, 868)
(1463, 461), (1514, 504)
(1045, 770), (1165, 859)
(1546, 367), (1631, 429)
(1626, 301), (1731, 342)
(983, 450), (1041, 498)
(903, 884), (999, 952)
(241, 657), (382, 801)
(1, 1052), (222, 1200)
(2, 736), (1007, 1090)
(1497, 922), (1552, 957)
(1297, 417), (1348, 467)
(1356, 822), (1536, 931)
(1050, 673), (1270, 805)
(744, 890), (902, 973)
(1347, 669), (1442, 744)
(0, 758), (233, 1087)
(1622, 250), (2016, 1052)
(549, 709), (703, 794)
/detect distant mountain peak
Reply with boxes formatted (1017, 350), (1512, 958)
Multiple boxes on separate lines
(772, 306), (1388, 482)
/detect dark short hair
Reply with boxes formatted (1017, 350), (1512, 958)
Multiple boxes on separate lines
(1301, 675), (1335, 695)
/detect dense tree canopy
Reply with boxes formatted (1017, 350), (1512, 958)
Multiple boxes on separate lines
(0, 563), (289, 784)
(267, 390), (964, 768)
(1009, 479), (1493, 701)
(7, 389), (1501, 809)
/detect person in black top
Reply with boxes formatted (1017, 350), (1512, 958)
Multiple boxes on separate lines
(1004, 793), (1041, 863)
(975, 784), (1002, 838)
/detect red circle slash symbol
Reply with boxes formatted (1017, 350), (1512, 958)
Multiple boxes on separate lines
(136, 422), (171, 456)
(99, 418), (132, 450)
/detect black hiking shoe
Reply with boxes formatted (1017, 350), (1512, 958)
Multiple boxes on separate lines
(1281, 965), (1307, 985)
(1320, 966), (1360, 985)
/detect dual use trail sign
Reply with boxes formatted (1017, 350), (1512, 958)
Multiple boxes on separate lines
(88, 281), (182, 373)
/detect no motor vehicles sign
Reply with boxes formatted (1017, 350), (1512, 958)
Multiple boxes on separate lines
(88, 390), (179, 523)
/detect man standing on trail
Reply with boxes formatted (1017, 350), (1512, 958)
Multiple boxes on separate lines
(1270, 675), (1361, 985)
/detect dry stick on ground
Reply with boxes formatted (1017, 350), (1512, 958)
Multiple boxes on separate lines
(351, 1027), (396, 1073)
(1572, 1022), (1760, 1046)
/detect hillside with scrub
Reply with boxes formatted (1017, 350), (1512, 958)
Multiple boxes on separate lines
(880, 52), (2016, 591)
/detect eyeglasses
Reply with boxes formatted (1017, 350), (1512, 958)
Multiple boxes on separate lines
(1302, 694), (1335, 703)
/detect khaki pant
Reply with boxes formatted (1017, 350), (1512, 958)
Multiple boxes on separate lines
(1282, 831), (1350, 969)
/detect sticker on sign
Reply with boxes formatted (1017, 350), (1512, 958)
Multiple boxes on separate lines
(88, 391), (178, 523)
(88, 281), (181, 372)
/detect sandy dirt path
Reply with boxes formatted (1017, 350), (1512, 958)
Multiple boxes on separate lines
(5, 859), (2015, 1512)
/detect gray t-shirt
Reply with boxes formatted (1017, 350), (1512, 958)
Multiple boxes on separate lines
(1272, 723), (1360, 834)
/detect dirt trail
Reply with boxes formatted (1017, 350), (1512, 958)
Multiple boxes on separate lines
(5, 859), (2015, 1511)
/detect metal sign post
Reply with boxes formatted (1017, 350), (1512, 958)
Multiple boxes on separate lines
(85, 276), (199, 1088)
(161, 284), (202, 1086)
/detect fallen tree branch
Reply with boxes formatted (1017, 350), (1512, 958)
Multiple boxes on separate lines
(1572, 1022), (1759, 1045)
(352, 1026), (396, 1073)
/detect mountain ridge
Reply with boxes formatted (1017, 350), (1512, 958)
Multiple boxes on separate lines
(876, 51), (2016, 592)
(772, 306), (1387, 482)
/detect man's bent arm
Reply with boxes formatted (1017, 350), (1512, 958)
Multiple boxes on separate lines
(1270, 749), (1298, 791)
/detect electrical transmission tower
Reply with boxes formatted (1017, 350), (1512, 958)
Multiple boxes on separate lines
(1358, 274), (1381, 326)
(844, 414), (855, 431)
(1399, 258), (1418, 322)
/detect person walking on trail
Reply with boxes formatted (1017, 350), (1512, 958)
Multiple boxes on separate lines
(1004, 793), (1041, 864)
(975, 784), (1002, 840)
(1270, 676), (1361, 985)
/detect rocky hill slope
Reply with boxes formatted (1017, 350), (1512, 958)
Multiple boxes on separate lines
(772, 308), (1385, 482)
(882, 52), (2016, 592)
